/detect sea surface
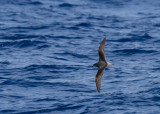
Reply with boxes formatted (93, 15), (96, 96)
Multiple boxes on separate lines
(0, 0), (160, 114)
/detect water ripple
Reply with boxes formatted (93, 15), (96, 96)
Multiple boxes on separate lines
(113, 48), (157, 55)
(59, 3), (74, 8)
(0, 39), (45, 48)
(0, 0), (160, 114)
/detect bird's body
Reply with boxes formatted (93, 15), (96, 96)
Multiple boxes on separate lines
(93, 38), (113, 93)
(93, 60), (106, 68)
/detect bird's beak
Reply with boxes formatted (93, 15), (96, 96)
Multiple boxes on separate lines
(107, 62), (114, 66)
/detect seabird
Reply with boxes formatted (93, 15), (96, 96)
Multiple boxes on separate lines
(93, 38), (113, 93)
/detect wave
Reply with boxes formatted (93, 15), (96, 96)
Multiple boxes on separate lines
(0, 39), (46, 48)
(1, 34), (46, 40)
(24, 64), (59, 71)
(6, 25), (50, 31)
(0, 110), (16, 114)
(75, 22), (92, 27)
(56, 51), (89, 59)
(52, 35), (81, 39)
(0, 61), (10, 65)
(23, 64), (80, 71)
(0, 0), (42, 5)
(153, 23), (160, 27)
(113, 49), (157, 55)
(67, 26), (80, 30)
(152, 67), (160, 71)
(59, 3), (74, 8)
(9, 103), (84, 114)
(117, 33), (152, 42)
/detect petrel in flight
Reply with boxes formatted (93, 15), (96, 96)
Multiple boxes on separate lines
(93, 38), (113, 93)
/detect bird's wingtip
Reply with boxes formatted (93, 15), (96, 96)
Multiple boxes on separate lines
(101, 37), (106, 43)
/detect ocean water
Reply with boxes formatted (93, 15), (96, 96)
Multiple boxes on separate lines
(0, 0), (160, 114)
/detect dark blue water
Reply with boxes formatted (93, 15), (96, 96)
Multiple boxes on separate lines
(0, 0), (160, 114)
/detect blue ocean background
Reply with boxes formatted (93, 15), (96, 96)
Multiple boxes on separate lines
(0, 0), (160, 114)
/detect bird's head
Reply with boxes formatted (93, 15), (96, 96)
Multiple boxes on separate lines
(107, 62), (114, 66)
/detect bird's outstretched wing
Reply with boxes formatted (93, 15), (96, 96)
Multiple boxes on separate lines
(99, 38), (106, 62)
(95, 66), (106, 93)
